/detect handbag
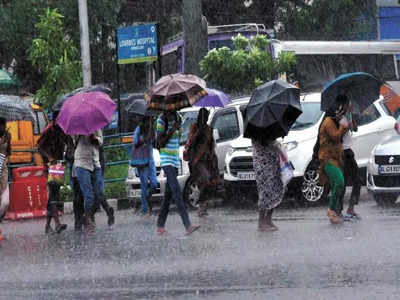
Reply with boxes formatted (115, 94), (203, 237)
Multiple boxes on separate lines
(277, 143), (294, 187)
(48, 162), (65, 184)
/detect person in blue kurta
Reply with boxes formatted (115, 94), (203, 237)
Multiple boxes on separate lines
(132, 117), (158, 216)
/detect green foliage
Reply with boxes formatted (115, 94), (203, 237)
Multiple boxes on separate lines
(200, 34), (296, 94)
(277, 0), (377, 40)
(28, 8), (82, 108)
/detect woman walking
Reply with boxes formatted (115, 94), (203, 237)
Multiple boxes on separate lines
(132, 116), (158, 216)
(184, 108), (219, 217)
(317, 95), (349, 224)
(0, 118), (11, 241)
(252, 136), (285, 232)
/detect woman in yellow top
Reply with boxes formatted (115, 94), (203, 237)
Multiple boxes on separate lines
(318, 95), (349, 224)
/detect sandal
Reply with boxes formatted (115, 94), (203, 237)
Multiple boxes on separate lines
(327, 209), (344, 224)
(55, 223), (67, 234)
(157, 227), (167, 236)
(186, 225), (201, 236)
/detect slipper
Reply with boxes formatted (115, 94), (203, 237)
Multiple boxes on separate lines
(157, 227), (167, 236)
(55, 224), (67, 234)
(186, 225), (200, 236)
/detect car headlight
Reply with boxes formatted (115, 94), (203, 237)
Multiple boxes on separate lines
(227, 146), (235, 157)
(284, 141), (298, 152)
(369, 146), (377, 164)
(127, 166), (137, 179)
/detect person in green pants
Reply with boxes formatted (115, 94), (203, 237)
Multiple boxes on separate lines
(317, 95), (349, 224)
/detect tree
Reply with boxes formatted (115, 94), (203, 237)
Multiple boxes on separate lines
(28, 8), (82, 108)
(200, 34), (296, 95)
(277, 0), (377, 40)
(182, 0), (207, 76)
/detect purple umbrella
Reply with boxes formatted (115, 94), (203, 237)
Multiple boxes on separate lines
(193, 88), (232, 107)
(56, 91), (117, 135)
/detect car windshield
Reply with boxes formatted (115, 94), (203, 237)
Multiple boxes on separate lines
(180, 110), (199, 145)
(291, 102), (323, 130)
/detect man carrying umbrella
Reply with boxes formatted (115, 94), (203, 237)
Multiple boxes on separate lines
(146, 73), (204, 235)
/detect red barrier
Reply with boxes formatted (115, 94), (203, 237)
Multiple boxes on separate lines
(6, 166), (48, 220)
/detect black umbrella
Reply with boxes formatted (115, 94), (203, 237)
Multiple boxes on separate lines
(321, 72), (382, 114)
(0, 94), (35, 121)
(244, 79), (302, 141)
(52, 85), (112, 113)
(125, 97), (159, 123)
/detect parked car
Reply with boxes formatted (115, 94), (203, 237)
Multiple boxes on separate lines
(125, 96), (250, 208)
(367, 126), (400, 206)
(224, 92), (399, 205)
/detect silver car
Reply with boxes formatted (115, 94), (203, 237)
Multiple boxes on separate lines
(367, 132), (400, 206)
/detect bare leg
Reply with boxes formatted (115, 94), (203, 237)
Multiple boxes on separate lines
(258, 209), (267, 231)
(265, 209), (278, 231)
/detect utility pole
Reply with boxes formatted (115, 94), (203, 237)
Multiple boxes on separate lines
(182, 0), (207, 76)
(78, 0), (92, 87)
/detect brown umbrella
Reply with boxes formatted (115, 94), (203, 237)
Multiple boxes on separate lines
(145, 73), (207, 111)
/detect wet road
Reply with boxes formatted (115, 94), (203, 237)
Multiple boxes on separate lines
(1, 188), (400, 299)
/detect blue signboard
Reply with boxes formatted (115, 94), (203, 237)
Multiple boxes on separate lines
(117, 24), (158, 64)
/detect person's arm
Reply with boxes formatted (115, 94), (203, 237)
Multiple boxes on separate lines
(134, 126), (146, 148)
(323, 117), (348, 142)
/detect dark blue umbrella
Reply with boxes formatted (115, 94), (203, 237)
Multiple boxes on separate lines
(321, 72), (382, 113)
(193, 88), (232, 107)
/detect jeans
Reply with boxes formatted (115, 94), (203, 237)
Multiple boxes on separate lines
(138, 165), (158, 214)
(75, 167), (105, 214)
(157, 166), (191, 229)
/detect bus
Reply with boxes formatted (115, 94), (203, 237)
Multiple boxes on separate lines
(276, 40), (400, 91)
(161, 23), (277, 75)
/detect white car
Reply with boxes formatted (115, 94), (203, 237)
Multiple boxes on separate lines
(224, 92), (399, 204)
(367, 133), (400, 206)
(125, 97), (250, 208)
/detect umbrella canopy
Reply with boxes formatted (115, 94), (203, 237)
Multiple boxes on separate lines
(193, 88), (232, 108)
(124, 97), (159, 122)
(52, 85), (111, 113)
(0, 70), (18, 88)
(0, 95), (35, 121)
(145, 73), (207, 111)
(56, 91), (116, 135)
(321, 72), (382, 114)
(244, 79), (302, 141)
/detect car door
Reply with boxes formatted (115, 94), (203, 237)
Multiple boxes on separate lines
(211, 108), (241, 172)
(352, 104), (382, 167)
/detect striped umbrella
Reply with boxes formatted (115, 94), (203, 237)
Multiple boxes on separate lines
(145, 73), (207, 111)
(0, 95), (35, 121)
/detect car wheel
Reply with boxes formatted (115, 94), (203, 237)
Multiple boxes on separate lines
(299, 164), (329, 203)
(183, 177), (201, 209)
(374, 193), (397, 206)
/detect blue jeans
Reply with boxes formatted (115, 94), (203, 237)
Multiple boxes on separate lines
(138, 165), (158, 214)
(75, 167), (105, 213)
(157, 166), (191, 229)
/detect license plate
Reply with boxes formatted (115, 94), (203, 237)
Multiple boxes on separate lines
(237, 172), (255, 180)
(379, 165), (400, 174)
(129, 189), (141, 198)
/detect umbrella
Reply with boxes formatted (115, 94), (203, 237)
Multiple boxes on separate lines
(193, 88), (232, 108)
(56, 91), (117, 135)
(124, 97), (159, 122)
(52, 85), (111, 113)
(243, 79), (302, 141)
(0, 70), (18, 88)
(0, 95), (35, 121)
(321, 72), (382, 113)
(145, 73), (207, 111)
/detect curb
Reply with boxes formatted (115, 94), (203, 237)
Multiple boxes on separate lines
(63, 197), (224, 215)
